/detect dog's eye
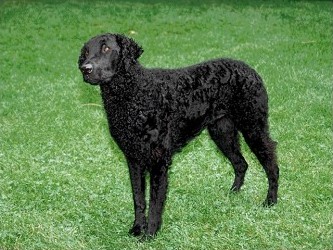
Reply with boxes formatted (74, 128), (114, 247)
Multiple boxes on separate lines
(85, 50), (89, 57)
(102, 44), (111, 53)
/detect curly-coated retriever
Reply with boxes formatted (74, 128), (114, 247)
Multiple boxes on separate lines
(78, 33), (279, 237)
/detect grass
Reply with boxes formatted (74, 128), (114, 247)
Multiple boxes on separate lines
(0, 0), (332, 249)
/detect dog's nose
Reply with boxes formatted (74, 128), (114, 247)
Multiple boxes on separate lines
(80, 63), (93, 75)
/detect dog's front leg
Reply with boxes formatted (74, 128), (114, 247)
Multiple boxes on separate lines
(146, 161), (169, 237)
(128, 160), (147, 236)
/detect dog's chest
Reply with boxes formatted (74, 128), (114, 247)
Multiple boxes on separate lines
(105, 99), (165, 155)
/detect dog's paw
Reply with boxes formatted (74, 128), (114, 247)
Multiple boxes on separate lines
(230, 178), (245, 192)
(138, 234), (155, 242)
(262, 197), (277, 207)
(230, 185), (241, 192)
(129, 223), (146, 237)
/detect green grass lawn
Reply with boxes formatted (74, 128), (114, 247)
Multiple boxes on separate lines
(0, 0), (332, 249)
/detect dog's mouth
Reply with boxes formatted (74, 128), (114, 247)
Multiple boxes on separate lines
(82, 74), (100, 85)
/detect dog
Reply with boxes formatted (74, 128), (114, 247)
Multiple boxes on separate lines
(78, 33), (279, 237)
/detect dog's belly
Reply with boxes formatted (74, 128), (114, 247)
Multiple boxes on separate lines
(170, 114), (209, 152)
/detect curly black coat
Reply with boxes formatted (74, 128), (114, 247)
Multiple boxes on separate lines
(78, 33), (279, 237)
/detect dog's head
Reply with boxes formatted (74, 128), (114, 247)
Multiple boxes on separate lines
(78, 33), (143, 85)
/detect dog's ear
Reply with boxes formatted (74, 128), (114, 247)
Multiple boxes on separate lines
(115, 34), (143, 65)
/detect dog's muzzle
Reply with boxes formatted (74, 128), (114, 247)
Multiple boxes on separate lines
(80, 63), (93, 75)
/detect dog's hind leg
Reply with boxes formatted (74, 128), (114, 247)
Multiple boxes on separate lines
(208, 117), (249, 192)
(241, 124), (279, 206)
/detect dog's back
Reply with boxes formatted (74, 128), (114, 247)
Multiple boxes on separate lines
(130, 58), (267, 150)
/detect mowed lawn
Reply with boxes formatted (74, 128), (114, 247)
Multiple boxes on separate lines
(0, 0), (331, 249)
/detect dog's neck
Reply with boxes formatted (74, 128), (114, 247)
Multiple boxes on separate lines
(100, 62), (143, 102)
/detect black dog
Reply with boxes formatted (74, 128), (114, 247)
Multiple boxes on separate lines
(78, 33), (279, 237)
